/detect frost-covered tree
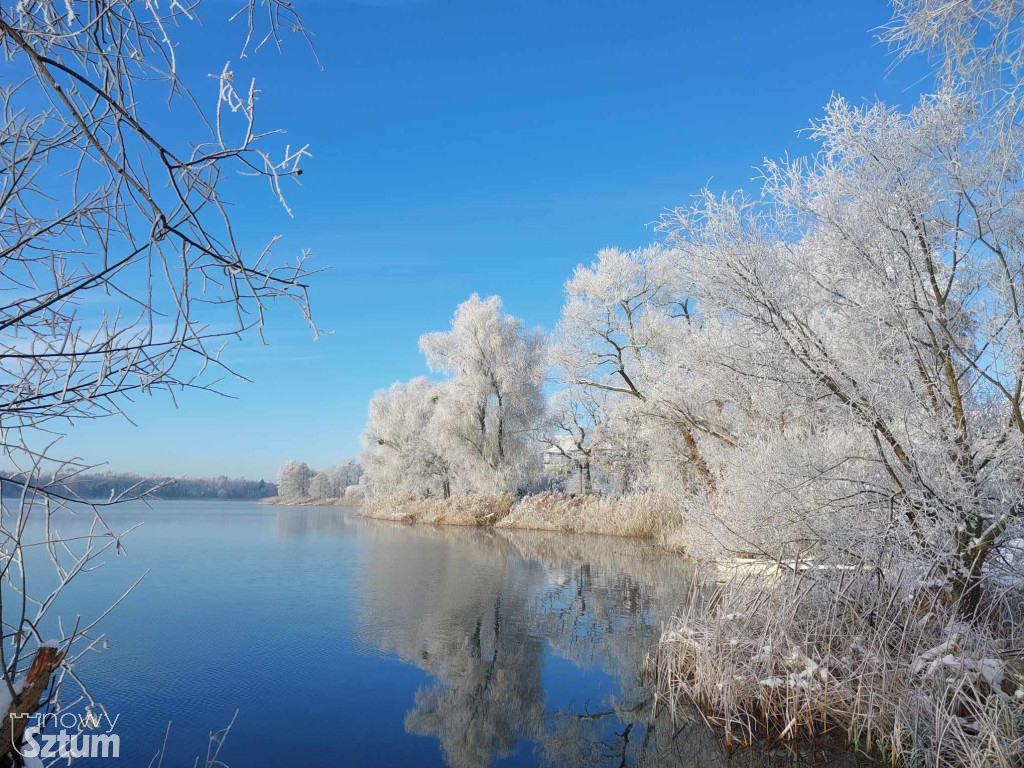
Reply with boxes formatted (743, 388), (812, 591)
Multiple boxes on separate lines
(420, 295), (546, 493)
(361, 377), (453, 498)
(308, 473), (333, 500)
(0, 0), (317, 744)
(663, 90), (1024, 613)
(274, 459), (362, 500)
(594, 400), (652, 495)
(278, 460), (315, 499)
(325, 460), (363, 494)
(306, 460), (362, 500)
(886, 0), (1024, 123)
(553, 247), (745, 493)
(542, 388), (608, 494)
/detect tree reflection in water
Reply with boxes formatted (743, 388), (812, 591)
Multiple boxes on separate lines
(350, 517), (870, 768)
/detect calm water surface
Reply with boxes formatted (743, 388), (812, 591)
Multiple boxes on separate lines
(33, 501), (864, 767)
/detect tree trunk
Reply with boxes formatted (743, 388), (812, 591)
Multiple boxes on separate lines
(953, 517), (1002, 619)
(0, 645), (64, 759)
(677, 423), (715, 493)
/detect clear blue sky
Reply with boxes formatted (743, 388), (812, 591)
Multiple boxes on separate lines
(60, 0), (930, 481)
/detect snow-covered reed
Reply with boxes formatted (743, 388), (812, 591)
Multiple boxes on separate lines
(496, 491), (681, 539)
(652, 568), (1024, 767)
(360, 491), (683, 539)
(360, 493), (514, 526)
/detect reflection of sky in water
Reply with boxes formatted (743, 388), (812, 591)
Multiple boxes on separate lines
(25, 502), (870, 767)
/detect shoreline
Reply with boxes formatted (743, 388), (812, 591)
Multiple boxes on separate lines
(259, 495), (361, 507)
(357, 491), (685, 545)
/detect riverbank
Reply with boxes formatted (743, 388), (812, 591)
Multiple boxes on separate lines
(259, 495), (361, 506)
(359, 491), (684, 542)
(359, 493), (514, 526)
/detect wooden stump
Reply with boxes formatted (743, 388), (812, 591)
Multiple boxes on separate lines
(0, 646), (64, 760)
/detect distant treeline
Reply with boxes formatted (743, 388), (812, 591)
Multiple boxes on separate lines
(0, 472), (277, 501)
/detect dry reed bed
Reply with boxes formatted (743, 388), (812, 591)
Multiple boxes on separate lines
(361, 491), (683, 539)
(651, 569), (1024, 767)
(496, 491), (681, 539)
(359, 493), (514, 526)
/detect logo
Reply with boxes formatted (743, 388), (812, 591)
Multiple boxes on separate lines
(12, 711), (120, 759)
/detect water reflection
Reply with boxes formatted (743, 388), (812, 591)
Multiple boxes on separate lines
(44, 502), (871, 766)
(275, 504), (356, 536)
(340, 513), (869, 768)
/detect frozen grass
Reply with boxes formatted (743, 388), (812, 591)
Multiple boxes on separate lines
(651, 569), (1024, 767)
(496, 491), (682, 540)
(359, 493), (514, 526)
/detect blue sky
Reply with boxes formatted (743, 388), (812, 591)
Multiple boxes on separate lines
(60, 0), (930, 481)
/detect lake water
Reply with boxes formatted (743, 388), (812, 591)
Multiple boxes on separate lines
(29, 501), (867, 767)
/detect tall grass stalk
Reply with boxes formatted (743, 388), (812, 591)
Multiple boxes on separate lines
(651, 568), (1024, 767)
